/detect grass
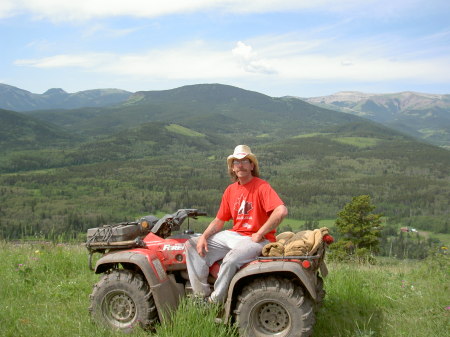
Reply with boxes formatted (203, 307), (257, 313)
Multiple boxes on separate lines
(421, 231), (450, 247)
(0, 241), (448, 337)
(294, 132), (330, 138)
(165, 124), (205, 137)
(291, 134), (380, 149)
(332, 137), (380, 148)
(315, 257), (450, 336)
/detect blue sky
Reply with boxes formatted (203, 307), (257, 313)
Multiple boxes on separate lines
(1, 0), (449, 97)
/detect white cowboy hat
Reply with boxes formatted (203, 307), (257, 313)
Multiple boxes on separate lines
(227, 145), (260, 177)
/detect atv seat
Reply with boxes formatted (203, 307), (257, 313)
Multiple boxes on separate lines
(207, 256), (259, 283)
(208, 261), (221, 281)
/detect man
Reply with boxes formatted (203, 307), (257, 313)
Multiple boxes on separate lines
(185, 145), (288, 303)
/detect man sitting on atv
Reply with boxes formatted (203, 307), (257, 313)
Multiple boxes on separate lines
(185, 145), (288, 303)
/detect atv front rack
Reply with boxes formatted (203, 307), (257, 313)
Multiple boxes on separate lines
(86, 236), (146, 270)
(86, 237), (146, 251)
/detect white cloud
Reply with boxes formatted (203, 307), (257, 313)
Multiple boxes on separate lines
(0, 1), (15, 18)
(108, 42), (241, 79)
(254, 32), (450, 83)
(14, 41), (244, 79)
(0, 0), (431, 21)
(232, 41), (276, 75)
(271, 54), (450, 83)
(81, 23), (141, 38)
(14, 35), (450, 85)
(1, 0), (210, 21)
(25, 39), (55, 52)
(14, 53), (110, 68)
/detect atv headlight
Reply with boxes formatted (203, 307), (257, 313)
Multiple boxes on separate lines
(141, 220), (149, 229)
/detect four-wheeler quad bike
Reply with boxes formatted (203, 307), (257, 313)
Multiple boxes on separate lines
(86, 209), (331, 337)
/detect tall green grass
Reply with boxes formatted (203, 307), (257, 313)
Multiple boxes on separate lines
(1, 241), (448, 337)
(314, 257), (449, 336)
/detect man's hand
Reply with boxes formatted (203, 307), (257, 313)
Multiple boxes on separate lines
(196, 235), (208, 257)
(196, 217), (225, 257)
(251, 232), (264, 243)
(250, 205), (288, 243)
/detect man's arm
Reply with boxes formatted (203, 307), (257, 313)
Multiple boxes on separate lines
(196, 217), (225, 256)
(252, 204), (288, 242)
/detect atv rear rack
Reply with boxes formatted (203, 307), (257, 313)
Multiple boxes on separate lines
(256, 254), (327, 275)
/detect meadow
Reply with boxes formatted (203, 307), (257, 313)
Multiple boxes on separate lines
(1, 241), (448, 337)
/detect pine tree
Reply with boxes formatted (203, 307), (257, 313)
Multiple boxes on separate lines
(331, 195), (383, 262)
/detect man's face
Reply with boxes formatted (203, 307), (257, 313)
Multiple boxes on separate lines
(232, 158), (254, 180)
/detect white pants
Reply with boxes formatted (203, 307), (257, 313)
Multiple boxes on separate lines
(185, 230), (268, 303)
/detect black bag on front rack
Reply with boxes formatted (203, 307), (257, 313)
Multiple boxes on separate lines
(86, 215), (159, 246)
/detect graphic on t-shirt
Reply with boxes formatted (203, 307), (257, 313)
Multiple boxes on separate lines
(236, 195), (253, 215)
(242, 222), (252, 229)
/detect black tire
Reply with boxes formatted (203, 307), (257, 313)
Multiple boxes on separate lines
(234, 276), (315, 337)
(89, 269), (158, 332)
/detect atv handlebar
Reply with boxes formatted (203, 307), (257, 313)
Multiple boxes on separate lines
(150, 208), (207, 238)
(184, 209), (207, 217)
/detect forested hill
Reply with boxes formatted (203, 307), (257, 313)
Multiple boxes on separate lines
(0, 83), (449, 240)
(22, 83), (362, 139)
(0, 108), (78, 151)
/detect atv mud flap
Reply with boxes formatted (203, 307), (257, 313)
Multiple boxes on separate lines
(151, 277), (185, 321)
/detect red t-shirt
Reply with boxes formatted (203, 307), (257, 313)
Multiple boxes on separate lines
(216, 177), (284, 242)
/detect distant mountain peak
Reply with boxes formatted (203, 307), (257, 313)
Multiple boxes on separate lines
(43, 88), (67, 96)
(304, 91), (450, 148)
(0, 84), (132, 111)
(309, 91), (373, 103)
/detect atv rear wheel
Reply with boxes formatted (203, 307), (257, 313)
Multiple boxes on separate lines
(234, 276), (315, 337)
(89, 269), (158, 332)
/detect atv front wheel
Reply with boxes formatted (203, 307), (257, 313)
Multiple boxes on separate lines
(89, 269), (158, 332)
(234, 276), (314, 337)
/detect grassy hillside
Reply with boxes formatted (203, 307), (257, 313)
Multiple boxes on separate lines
(1, 241), (448, 337)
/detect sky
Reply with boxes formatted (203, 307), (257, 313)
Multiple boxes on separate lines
(1, 0), (450, 98)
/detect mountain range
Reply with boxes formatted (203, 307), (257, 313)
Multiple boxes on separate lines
(0, 83), (367, 160)
(0, 83), (132, 111)
(304, 91), (450, 148)
(1, 83), (449, 148)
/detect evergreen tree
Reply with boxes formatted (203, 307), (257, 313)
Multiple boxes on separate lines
(331, 195), (383, 262)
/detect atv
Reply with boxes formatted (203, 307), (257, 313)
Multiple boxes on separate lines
(86, 209), (331, 337)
